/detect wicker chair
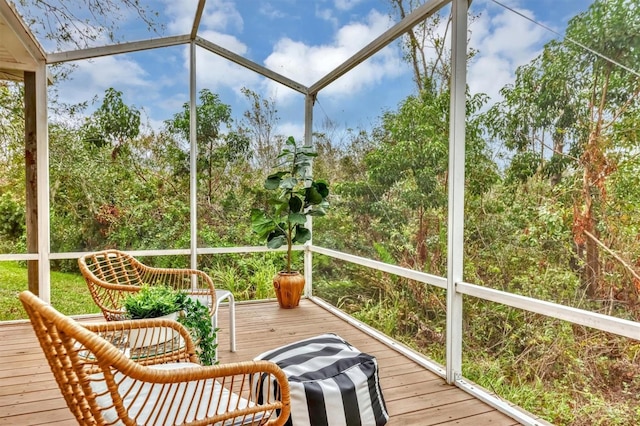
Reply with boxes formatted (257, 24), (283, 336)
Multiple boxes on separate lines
(19, 290), (290, 426)
(78, 249), (236, 352)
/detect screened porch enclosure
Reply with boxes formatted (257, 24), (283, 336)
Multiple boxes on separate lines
(1, 0), (639, 425)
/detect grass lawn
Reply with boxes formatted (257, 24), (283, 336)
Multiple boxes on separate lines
(0, 262), (100, 321)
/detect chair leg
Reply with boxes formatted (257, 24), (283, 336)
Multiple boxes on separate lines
(228, 293), (236, 352)
(215, 290), (236, 354)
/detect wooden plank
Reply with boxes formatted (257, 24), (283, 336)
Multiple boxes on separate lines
(0, 388), (67, 408)
(390, 398), (497, 425)
(0, 408), (74, 426)
(0, 396), (68, 417)
(0, 379), (59, 397)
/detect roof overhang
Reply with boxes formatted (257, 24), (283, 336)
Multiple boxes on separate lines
(0, 0), (47, 82)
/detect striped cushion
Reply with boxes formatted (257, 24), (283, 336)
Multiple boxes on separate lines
(254, 333), (388, 426)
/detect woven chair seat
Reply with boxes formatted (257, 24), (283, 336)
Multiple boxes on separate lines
(91, 363), (258, 425)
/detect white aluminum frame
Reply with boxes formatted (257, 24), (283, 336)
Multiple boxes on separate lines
(2, 0), (638, 423)
(35, 62), (50, 303)
(446, 0), (468, 385)
(189, 41), (198, 270)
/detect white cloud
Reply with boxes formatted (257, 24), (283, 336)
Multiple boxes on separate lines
(162, 0), (256, 97)
(162, 0), (198, 34)
(263, 9), (404, 103)
(277, 122), (305, 142)
(259, 2), (286, 19)
(193, 30), (260, 92)
(316, 7), (338, 27)
(162, 0), (242, 34)
(334, 0), (366, 12)
(468, 5), (550, 103)
(200, 0), (244, 32)
(55, 56), (151, 106)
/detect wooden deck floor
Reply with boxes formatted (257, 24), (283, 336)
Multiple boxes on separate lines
(0, 299), (524, 425)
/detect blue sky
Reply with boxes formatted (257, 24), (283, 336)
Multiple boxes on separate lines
(19, 0), (594, 140)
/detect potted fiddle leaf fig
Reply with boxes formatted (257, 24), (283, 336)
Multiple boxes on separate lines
(251, 136), (329, 308)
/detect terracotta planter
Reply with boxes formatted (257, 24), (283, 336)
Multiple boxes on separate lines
(273, 272), (305, 309)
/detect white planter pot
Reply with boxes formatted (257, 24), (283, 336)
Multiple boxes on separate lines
(127, 312), (179, 349)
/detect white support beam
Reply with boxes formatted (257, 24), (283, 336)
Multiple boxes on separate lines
(303, 94), (314, 298)
(46, 35), (191, 64)
(446, 0), (468, 384)
(35, 62), (50, 303)
(189, 41), (198, 270)
(458, 282), (640, 341)
(195, 37), (308, 95)
(310, 246), (447, 289)
(0, 254), (38, 261)
(308, 0), (449, 95)
(191, 0), (206, 40)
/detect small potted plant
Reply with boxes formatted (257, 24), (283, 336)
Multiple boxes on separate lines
(251, 136), (329, 308)
(123, 285), (217, 365)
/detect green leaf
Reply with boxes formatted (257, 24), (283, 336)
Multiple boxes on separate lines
(292, 225), (311, 244)
(288, 213), (307, 225)
(265, 172), (286, 190)
(289, 196), (303, 213)
(268, 197), (287, 207)
(314, 180), (329, 197)
(273, 197), (291, 216)
(250, 209), (276, 238)
(285, 136), (296, 146)
(267, 234), (286, 249)
(307, 208), (326, 217)
(305, 187), (323, 204)
(300, 146), (317, 156)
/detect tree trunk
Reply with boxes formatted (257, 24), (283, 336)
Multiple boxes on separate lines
(578, 134), (601, 298)
(416, 206), (427, 269)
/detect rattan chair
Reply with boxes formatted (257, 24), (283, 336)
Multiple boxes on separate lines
(78, 249), (236, 352)
(19, 290), (290, 426)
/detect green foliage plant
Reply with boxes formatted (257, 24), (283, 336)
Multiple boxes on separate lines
(123, 285), (183, 319)
(123, 285), (217, 365)
(0, 193), (25, 240)
(251, 136), (329, 273)
(177, 296), (218, 366)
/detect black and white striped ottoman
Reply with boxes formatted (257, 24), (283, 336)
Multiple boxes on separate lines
(253, 333), (389, 426)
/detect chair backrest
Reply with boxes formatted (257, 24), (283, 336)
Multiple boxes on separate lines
(78, 249), (216, 321)
(20, 291), (98, 423)
(80, 249), (146, 286)
(19, 290), (176, 424)
(19, 291), (290, 426)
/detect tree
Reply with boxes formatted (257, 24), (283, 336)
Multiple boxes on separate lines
(488, 0), (640, 298)
(82, 88), (141, 159)
(0, 83), (27, 201)
(388, 0), (478, 92)
(165, 89), (248, 203)
(363, 80), (497, 271)
(17, 0), (162, 49)
(239, 88), (281, 174)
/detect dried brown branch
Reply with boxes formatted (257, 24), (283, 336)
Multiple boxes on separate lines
(583, 230), (640, 282)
